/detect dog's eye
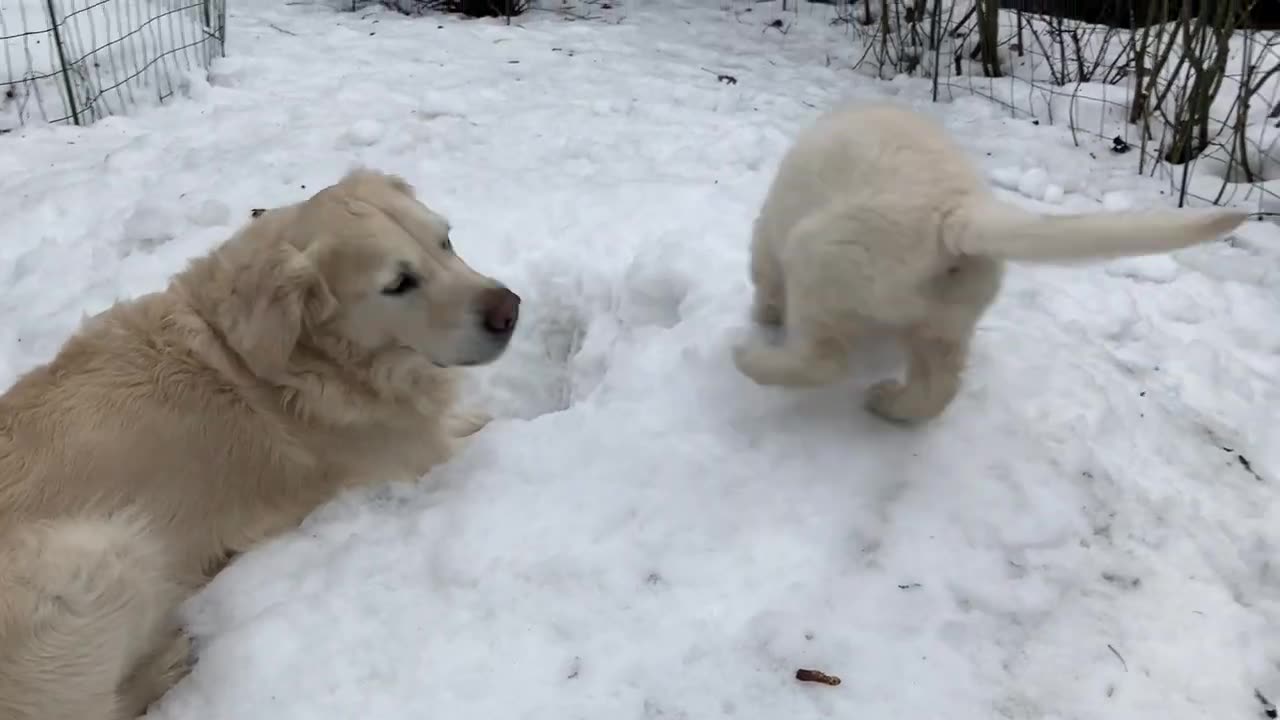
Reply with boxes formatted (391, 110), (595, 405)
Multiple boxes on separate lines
(440, 238), (453, 252)
(382, 272), (420, 296)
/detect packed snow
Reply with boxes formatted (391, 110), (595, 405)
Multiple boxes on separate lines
(1, 0), (1279, 719)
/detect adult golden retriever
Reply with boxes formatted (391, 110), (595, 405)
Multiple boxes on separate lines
(0, 169), (519, 719)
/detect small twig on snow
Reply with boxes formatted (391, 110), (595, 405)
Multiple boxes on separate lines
(1221, 446), (1264, 482)
(1237, 453), (1262, 482)
(699, 67), (738, 84)
(1255, 689), (1277, 718)
(1107, 644), (1128, 672)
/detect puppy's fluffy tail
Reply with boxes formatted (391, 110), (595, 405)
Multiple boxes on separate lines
(947, 195), (1250, 262)
(0, 512), (188, 720)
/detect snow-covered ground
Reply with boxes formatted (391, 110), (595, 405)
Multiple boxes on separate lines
(1, 1), (1279, 718)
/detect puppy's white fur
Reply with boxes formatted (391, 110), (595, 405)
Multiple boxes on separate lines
(734, 102), (1250, 422)
(0, 169), (518, 719)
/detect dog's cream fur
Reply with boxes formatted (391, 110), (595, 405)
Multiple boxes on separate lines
(733, 102), (1250, 422)
(0, 169), (519, 719)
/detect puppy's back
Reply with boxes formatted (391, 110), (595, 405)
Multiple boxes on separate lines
(755, 102), (986, 252)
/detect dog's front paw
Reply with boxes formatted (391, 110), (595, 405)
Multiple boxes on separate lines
(120, 631), (195, 717)
(751, 300), (783, 327)
(732, 342), (769, 385)
(446, 409), (493, 438)
(865, 379), (940, 424)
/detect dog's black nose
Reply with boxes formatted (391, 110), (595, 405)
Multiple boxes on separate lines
(481, 287), (520, 335)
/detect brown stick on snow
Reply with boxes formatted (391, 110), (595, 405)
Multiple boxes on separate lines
(795, 669), (841, 686)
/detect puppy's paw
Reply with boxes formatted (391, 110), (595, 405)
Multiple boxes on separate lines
(864, 379), (945, 424)
(446, 409), (493, 438)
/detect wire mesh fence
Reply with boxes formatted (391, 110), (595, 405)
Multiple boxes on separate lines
(835, 0), (1280, 212)
(1, 0), (227, 133)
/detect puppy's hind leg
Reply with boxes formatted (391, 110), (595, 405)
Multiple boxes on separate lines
(866, 256), (1003, 423)
(747, 232), (785, 327)
(865, 329), (972, 423)
(734, 215), (864, 388)
(733, 331), (849, 388)
(734, 277), (855, 389)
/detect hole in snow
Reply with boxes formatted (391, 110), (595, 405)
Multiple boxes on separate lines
(467, 279), (593, 421)
(465, 243), (694, 422)
(616, 239), (692, 331)
(119, 203), (178, 256)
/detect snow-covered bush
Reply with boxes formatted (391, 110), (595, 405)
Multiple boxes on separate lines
(838, 0), (1280, 205)
(344, 0), (531, 19)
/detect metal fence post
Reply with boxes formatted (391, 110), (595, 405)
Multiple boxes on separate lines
(42, 0), (80, 126)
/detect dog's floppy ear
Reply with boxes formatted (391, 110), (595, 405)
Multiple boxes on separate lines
(233, 247), (323, 379)
(199, 239), (336, 381)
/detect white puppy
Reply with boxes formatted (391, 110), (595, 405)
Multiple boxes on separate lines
(733, 102), (1250, 422)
